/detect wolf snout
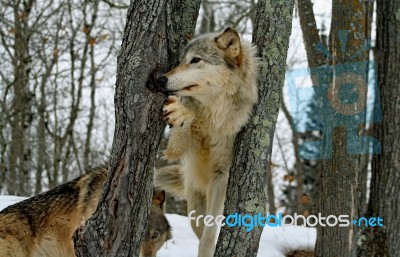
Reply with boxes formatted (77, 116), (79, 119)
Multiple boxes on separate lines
(155, 76), (168, 92)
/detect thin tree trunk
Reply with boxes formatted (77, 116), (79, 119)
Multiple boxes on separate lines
(214, 0), (294, 256)
(296, 0), (325, 216)
(281, 100), (308, 217)
(199, 0), (216, 34)
(74, 1), (200, 256)
(297, 0), (326, 68)
(83, 42), (97, 171)
(363, 0), (400, 256)
(35, 17), (61, 194)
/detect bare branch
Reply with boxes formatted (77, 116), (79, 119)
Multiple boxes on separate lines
(100, 0), (129, 9)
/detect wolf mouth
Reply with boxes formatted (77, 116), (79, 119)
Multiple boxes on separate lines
(165, 85), (198, 95)
(184, 84), (198, 91)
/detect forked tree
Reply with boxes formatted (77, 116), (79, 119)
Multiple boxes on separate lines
(74, 1), (201, 256)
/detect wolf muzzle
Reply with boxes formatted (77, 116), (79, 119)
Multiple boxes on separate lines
(155, 76), (169, 94)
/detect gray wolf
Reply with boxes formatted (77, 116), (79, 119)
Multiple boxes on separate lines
(0, 168), (171, 257)
(140, 190), (172, 257)
(154, 27), (258, 257)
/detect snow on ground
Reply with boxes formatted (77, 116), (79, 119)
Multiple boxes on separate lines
(0, 196), (315, 257)
(0, 195), (27, 211)
(158, 214), (316, 257)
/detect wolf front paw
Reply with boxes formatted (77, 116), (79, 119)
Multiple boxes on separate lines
(163, 96), (194, 128)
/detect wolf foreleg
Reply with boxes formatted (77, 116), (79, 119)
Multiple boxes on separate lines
(198, 171), (228, 257)
(186, 190), (207, 239)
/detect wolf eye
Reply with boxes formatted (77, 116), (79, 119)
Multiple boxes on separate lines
(190, 57), (201, 64)
(152, 231), (159, 239)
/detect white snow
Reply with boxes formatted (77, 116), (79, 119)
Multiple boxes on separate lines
(0, 196), (315, 257)
(0, 195), (27, 211)
(158, 214), (315, 257)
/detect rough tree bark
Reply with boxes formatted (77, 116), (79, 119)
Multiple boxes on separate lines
(363, 0), (400, 256)
(316, 1), (370, 256)
(74, 1), (200, 256)
(214, 0), (294, 256)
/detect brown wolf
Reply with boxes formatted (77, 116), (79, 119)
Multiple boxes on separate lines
(154, 27), (258, 257)
(0, 167), (171, 257)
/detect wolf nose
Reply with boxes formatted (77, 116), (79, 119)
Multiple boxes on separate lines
(156, 76), (168, 90)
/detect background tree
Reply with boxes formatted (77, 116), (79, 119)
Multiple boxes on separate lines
(214, 0), (295, 256)
(0, 0), (125, 195)
(315, 1), (371, 256)
(1, 0), (35, 195)
(197, 0), (257, 35)
(74, 1), (201, 256)
(363, 0), (400, 256)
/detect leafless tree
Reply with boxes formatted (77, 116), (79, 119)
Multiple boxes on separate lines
(74, 1), (201, 256)
(0, 0), (126, 195)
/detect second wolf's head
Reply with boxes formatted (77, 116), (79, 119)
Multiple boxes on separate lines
(140, 190), (172, 257)
(156, 28), (258, 105)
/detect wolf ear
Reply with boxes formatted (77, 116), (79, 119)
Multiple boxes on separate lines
(215, 27), (241, 60)
(152, 190), (166, 208)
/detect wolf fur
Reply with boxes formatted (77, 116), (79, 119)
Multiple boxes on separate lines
(0, 168), (171, 257)
(140, 190), (172, 257)
(154, 27), (258, 257)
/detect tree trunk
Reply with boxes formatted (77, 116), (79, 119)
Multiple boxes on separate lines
(357, 0), (375, 220)
(74, 1), (200, 256)
(83, 42), (97, 171)
(199, 0), (216, 34)
(214, 1), (294, 256)
(8, 0), (35, 196)
(363, 0), (400, 256)
(296, 0), (325, 216)
(297, 0), (326, 68)
(316, 1), (370, 256)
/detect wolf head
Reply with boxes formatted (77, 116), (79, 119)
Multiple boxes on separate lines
(140, 190), (172, 257)
(156, 28), (258, 104)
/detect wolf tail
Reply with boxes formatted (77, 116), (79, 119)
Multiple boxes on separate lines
(154, 165), (185, 198)
(77, 167), (108, 216)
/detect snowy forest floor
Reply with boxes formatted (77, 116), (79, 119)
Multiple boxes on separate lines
(0, 196), (316, 257)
